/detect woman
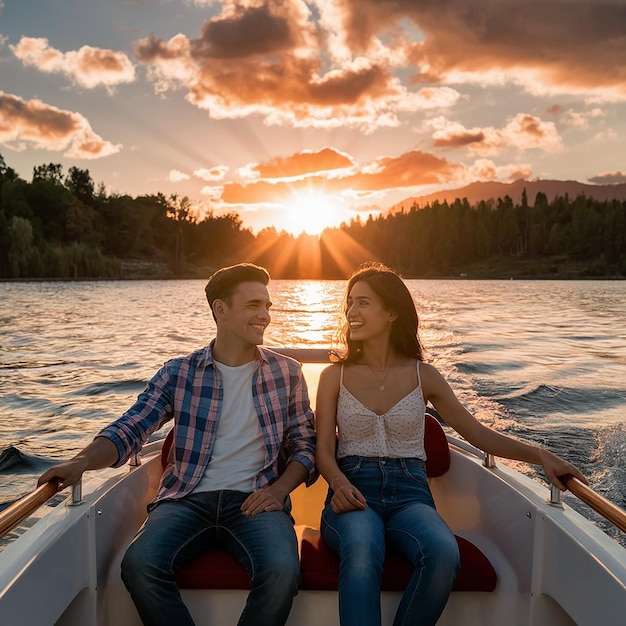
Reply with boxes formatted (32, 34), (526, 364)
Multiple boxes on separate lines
(315, 262), (587, 626)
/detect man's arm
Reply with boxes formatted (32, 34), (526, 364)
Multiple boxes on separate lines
(97, 362), (175, 468)
(281, 365), (317, 485)
(38, 436), (119, 492)
(242, 358), (316, 515)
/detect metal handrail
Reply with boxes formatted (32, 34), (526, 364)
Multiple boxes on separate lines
(563, 475), (626, 533)
(0, 481), (59, 538)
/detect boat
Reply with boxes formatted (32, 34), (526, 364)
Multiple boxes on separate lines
(1, 348), (625, 625)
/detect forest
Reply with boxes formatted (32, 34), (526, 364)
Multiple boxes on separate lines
(1, 153), (625, 280)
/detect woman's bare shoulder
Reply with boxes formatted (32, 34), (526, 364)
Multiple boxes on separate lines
(320, 362), (342, 384)
(418, 361), (440, 376)
(417, 361), (446, 389)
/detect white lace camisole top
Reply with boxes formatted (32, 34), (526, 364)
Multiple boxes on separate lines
(336, 361), (427, 460)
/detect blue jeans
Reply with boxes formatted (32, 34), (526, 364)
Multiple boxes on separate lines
(121, 490), (300, 626)
(321, 457), (459, 626)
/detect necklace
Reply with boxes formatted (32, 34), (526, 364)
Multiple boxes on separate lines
(365, 359), (394, 391)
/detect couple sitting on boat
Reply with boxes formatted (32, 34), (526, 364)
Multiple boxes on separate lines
(39, 262), (586, 626)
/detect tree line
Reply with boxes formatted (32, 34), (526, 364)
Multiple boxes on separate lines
(1, 153), (624, 280)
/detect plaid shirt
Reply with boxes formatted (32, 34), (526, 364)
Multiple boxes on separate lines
(97, 341), (316, 507)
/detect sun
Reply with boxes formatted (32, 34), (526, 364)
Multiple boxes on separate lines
(282, 190), (347, 236)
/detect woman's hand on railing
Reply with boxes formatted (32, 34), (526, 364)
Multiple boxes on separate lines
(563, 476), (626, 534)
(538, 448), (588, 491)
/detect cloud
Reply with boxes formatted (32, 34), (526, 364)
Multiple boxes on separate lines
(336, 0), (626, 100)
(469, 159), (498, 181)
(352, 151), (462, 190)
(133, 33), (196, 93)
(588, 171), (626, 185)
(168, 169), (190, 182)
(11, 37), (135, 90)
(504, 114), (562, 151)
(192, 2), (301, 59)
(470, 159), (533, 182)
(218, 148), (464, 204)
(194, 165), (229, 181)
(133, 1), (460, 129)
(505, 164), (534, 181)
(428, 113), (562, 155)
(242, 148), (355, 180)
(0, 91), (121, 158)
(133, 0), (626, 134)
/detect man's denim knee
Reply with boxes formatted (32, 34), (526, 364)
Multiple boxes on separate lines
(251, 542), (300, 592)
(120, 541), (146, 590)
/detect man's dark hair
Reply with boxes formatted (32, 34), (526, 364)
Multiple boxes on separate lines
(205, 263), (270, 319)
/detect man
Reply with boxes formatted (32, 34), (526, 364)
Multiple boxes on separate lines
(38, 263), (317, 626)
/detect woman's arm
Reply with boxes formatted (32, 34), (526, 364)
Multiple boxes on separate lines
(420, 363), (587, 490)
(315, 365), (367, 513)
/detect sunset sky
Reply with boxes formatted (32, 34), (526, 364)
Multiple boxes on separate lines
(1, 0), (625, 234)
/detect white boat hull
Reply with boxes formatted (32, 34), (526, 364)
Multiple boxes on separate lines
(2, 432), (625, 626)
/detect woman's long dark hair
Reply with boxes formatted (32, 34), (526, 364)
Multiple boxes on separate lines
(334, 262), (425, 364)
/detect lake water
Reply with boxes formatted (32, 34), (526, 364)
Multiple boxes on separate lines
(1, 279), (625, 545)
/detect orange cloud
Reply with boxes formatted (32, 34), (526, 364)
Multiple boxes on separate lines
(469, 159), (498, 181)
(428, 114), (562, 155)
(505, 114), (561, 150)
(11, 37), (135, 90)
(507, 165), (534, 181)
(219, 149), (463, 204)
(336, 0), (626, 99)
(0, 91), (121, 158)
(134, 2), (459, 128)
(470, 159), (533, 183)
(351, 151), (462, 191)
(192, 2), (305, 59)
(194, 166), (229, 181)
(245, 148), (355, 179)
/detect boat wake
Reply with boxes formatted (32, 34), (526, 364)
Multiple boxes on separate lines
(0, 446), (56, 474)
(495, 384), (626, 416)
(593, 423), (626, 506)
(0, 446), (59, 512)
(0, 446), (31, 472)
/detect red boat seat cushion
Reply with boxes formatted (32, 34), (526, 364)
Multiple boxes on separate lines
(175, 549), (251, 590)
(423, 412), (450, 477)
(160, 413), (495, 593)
(298, 526), (496, 592)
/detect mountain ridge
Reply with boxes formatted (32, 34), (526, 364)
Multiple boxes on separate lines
(390, 179), (626, 212)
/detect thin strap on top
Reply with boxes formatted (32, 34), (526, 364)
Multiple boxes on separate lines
(341, 361), (420, 388)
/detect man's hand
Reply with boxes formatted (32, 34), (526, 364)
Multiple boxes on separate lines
(38, 457), (90, 491)
(37, 437), (119, 492)
(241, 484), (287, 516)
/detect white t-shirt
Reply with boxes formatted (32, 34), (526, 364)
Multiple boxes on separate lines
(191, 359), (266, 493)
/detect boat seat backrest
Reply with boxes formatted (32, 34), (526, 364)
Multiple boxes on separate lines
(423, 411), (450, 477)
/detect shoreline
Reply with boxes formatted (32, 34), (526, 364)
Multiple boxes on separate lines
(1, 257), (624, 282)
